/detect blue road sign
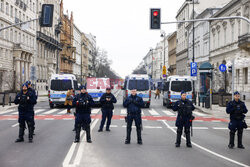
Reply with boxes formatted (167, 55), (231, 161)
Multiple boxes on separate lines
(191, 62), (197, 76)
(219, 64), (227, 72)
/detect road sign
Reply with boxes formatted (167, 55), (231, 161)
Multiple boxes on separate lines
(219, 64), (227, 72)
(162, 65), (166, 75)
(190, 62), (197, 77)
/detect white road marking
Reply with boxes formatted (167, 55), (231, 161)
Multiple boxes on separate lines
(11, 123), (19, 127)
(57, 109), (67, 115)
(44, 118), (54, 120)
(91, 109), (100, 114)
(10, 111), (18, 115)
(211, 120), (221, 123)
(40, 109), (59, 115)
(161, 120), (250, 167)
(144, 126), (162, 129)
(120, 109), (127, 115)
(148, 109), (160, 116)
(162, 110), (175, 116)
(141, 111), (145, 116)
(0, 110), (16, 115)
(62, 119), (99, 167)
(193, 111), (208, 117)
(62, 118), (74, 120)
(35, 109), (46, 114)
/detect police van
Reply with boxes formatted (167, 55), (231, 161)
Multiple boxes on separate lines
(48, 74), (78, 108)
(163, 75), (193, 108)
(86, 77), (112, 106)
(122, 74), (151, 108)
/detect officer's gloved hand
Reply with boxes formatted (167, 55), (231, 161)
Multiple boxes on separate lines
(132, 99), (138, 105)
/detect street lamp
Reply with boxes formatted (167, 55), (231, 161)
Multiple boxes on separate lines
(161, 31), (166, 79)
(81, 42), (86, 84)
(149, 48), (154, 80)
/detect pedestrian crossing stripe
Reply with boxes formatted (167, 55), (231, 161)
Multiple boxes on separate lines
(120, 109), (126, 115)
(193, 111), (208, 117)
(162, 110), (175, 116)
(40, 109), (59, 115)
(92, 109), (100, 114)
(148, 109), (160, 116)
(57, 109), (67, 115)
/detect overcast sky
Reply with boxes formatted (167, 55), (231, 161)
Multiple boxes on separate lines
(64, 0), (185, 78)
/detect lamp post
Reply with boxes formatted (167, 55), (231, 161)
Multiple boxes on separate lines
(150, 49), (154, 80)
(81, 42), (86, 84)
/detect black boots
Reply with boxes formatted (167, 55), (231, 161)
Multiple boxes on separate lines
(15, 127), (25, 143)
(175, 131), (182, 147)
(86, 125), (92, 143)
(238, 129), (244, 149)
(125, 128), (131, 144)
(185, 132), (192, 148)
(228, 131), (235, 149)
(137, 128), (142, 145)
(74, 124), (81, 143)
(27, 122), (34, 143)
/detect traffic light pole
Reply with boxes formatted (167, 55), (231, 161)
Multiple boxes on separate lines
(0, 18), (39, 32)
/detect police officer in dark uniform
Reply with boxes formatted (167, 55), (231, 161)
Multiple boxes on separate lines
(123, 89), (144, 145)
(26, 81), (37, 135)
(98, 87), (117, 132)
(73, 85), (94, 143)
(226, 91), (248, 149)
(14, 83), (37, 143)
(172, 91), (195, 148)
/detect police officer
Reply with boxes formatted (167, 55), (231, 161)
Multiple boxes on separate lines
(226, 91), (248, 149)
(26, 81), (37, 100)
(123, 89), (144, 145)
(73, 85), (94, 143)
(14, 83), (37, 143)
(26, 81), (37, 135)
(172, 91), (195, 148)
(98, 87), (117, 132)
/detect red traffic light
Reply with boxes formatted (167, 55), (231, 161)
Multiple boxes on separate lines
(153, 11), (158, 17)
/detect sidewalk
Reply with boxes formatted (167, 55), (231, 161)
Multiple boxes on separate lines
(196, 100), (250, 125)
(0, 93), (48, 112)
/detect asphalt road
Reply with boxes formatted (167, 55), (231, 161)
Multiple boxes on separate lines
(0, 90), (250, 167)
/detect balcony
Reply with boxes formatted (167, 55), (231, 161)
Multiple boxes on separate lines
(238, 33), (250, 51)
(37, 31), (62, 50)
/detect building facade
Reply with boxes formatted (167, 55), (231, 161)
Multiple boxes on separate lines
(210, 0), (250, 99)
(73, 24), (81, 83)
(86, 33), (96, 77)
(36, 0), (61, 92)
(81, 33), (89, 84)
(168, 31), (177, 76)
(187, 8), (220, 91)
(59, 0), (75, 74)
(176, 0), (231, 76)
(0, 0), (37, 91)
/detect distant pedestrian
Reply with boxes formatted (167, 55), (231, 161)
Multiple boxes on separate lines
(65, 88), (74, 114)
(155, 88), (161, 99)
(172, 91), (195, 148)
(98, 87), (117, 132)
(123, 89), (144, 145)
(226, 91), (248, 149)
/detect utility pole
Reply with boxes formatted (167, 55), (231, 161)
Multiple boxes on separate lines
(192, 0), (196, 105)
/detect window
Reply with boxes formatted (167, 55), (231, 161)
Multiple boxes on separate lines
(50, 80), (72, 91)
(14, 31), (17, 41)
(5, 2), (8, 15)
(10, 29), (13, 42)
(243, 68), (248, 84)
(15, 8), (17, 17)
(19, 11), (21, 20)
(5, 28), (8, 40)
(18, 32), (21, 43)
(128, 80), (149, 91)
(171, 81), (192, 92)
(238, 21), (241, 37)
(231, 24), (235, 42)
(236, 69), (240, 84)
(10, 5), (13, 17)
(224, 28), (227, 46)
(0, 0), (3, 12)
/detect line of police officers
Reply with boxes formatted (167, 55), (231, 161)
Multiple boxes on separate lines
(14, 84), (248, 149)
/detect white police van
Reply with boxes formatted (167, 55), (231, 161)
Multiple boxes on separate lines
(163, 75), (193, 108)
(86, 77), (112, 106)
(122, 74), (151, 108)
(48, 74), (78, 108)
